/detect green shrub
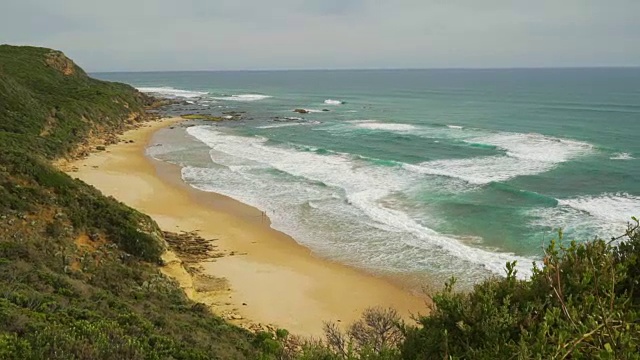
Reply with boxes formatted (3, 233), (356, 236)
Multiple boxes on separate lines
(0, 45), (265, 359)
(401, 225), (640, 360)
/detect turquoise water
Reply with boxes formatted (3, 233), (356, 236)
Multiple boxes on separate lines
(96, 69), (640, 284)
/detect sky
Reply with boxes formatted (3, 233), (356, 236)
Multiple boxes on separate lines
(1, 0), (639, 72)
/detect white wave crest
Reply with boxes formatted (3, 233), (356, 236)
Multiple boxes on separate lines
(611, 152), (634, 160)
(213, 94), (272, 102)
(324, 99), (344, 105)
(529, 193), (640, 240)
(468, 133), (592, 163)
(136, 86), (208, 99)
(257, 123), (305, 129)
(347, 189), (534, 278)
(354, 121), (417, 132)
(184, 125), (534, 279)
(559, 193), (640, 225)
(404, 156), (553, 185)
(407, 133), (593, 185)
(341, 121), (475, 139)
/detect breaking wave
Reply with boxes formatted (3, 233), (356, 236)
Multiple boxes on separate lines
(213, 94), (272, 102)
(405, 133), (593, 185)
(184, 125), (535, 279)
(611, 152), (634, 160)
(136, 86), (208, 99)
(324, 99), (344, 105)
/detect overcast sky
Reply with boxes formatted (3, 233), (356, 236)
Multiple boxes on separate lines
(2, 0), (639, 72)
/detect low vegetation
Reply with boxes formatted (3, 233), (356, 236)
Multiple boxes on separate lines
(272, 225), (638, 359)
(1, 45), (638, 359)
(0, 45), (269, 359)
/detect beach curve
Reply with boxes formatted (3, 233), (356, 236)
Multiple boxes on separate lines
(62, 117), (429, 337)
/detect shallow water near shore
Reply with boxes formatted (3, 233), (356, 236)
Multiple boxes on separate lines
(96, 69), (640, 287)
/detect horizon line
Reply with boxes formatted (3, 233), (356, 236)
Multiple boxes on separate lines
(90, 65), (640, 74)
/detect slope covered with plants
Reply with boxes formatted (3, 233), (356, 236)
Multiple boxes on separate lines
(285, 227), (639, 360)
(0, 45), (270, 359)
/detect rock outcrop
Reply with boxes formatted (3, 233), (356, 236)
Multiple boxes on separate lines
(44, 50), (85, 77)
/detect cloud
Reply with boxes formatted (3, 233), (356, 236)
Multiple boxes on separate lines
(301, 0), (367, 16)
(1, 0), (638, 71)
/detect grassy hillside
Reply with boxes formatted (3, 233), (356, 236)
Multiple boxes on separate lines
(0, 45), (151, 158)
(0, 45), (272, 359)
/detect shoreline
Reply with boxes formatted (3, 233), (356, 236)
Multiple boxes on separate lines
(63, 117), (429, 337)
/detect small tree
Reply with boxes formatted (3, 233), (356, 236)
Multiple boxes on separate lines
(322, 307), (405, 359)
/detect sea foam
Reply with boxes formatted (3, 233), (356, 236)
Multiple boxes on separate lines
(611, 152), (634, 160)
(354, 121), (418, 132)
(136, 86), (208, 99)
(324, 99), (344, 105)
(257, 123), (306, 129)
(406, 133), (593, 185)
(333, 121), (477, 141)
(404, 156), (553, 185)
(468, 133), (593, 163)
(184, 125), (535, 279)
(213, 94), (272, 102)
(559, 193), (640, 225)
(529, 193), (640, 241)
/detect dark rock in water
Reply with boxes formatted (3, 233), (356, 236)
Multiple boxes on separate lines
(294, 108), (309, 114)
(181, 114), (224, 121)
(322, 109), (330, 112)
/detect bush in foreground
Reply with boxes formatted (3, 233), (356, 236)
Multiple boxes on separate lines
(288, 223), (639, 360)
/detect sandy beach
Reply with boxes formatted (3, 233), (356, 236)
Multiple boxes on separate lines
(63, 117), (429, 337)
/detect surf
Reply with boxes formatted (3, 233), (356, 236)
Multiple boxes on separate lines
(136, 86), (208, 98)
(184, 125), (537, 279)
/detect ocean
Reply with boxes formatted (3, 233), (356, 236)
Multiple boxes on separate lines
(95, 69), (640, 286)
